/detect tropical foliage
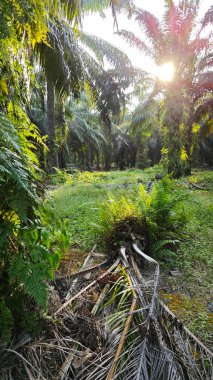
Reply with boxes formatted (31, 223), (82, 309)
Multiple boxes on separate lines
(0, 0), (138, 347)
(0, 112), (70, 346)
(0, 0), (212, 353)
(98, 176), (187, 259)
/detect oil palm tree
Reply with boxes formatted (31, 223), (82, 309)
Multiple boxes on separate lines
(119, 0), (213, 177)
(63, 94), (106, 169)
(34, 0), (139, 172)
(131, 96), (162, 168)
(36, 15), (136, 171)
(192, 92), (213, 166)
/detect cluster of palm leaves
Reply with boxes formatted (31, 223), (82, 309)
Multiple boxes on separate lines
(26, 0), (213, 174)
(30, 1), (143, 171)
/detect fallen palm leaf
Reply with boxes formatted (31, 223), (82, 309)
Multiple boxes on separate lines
(106, 253), (138, 380)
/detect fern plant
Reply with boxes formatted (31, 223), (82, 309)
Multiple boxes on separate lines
(98, 193), (139, 236)
(8, 206), (70, 309)
(96, 177), (187, 258)
(0, 113), (70, 347)
(149, 239), (180, 261)
(138, 177), (188, 244)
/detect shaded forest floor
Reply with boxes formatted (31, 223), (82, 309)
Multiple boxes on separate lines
(47, 166), (213, 346)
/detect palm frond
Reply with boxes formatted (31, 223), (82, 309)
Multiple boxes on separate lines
(80, 32), (132, 70)
(67, 116), (106, 151)
(193, 95), (213, 121)
(131, 95), (157, 129)
(79, 47), (125, 115)
(190, 37), (211, 54)
(37, 19), (84, 96)
(163, 0), (179, 38)
(117, 30), (153, 57)
(58, 0), (81, 22)
(193, 71), (213, 99)
(135, 8), (165, 51)
(81, 0), (120, 13)
(201, 5), (213, 28)
(196, 53), (213, 71)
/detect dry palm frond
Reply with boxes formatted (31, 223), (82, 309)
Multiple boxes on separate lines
(78, 243), (213, 380)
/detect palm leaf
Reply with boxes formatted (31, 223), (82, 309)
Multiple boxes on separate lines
(193, 95), (213, 121)
(135, 8), (165, 51)
(37, 19), (84, 96)
(80, 32), (132, 70)
(131, 95), (157, 129)
(117, 30), (153, 57)
(201, 5), (213, 28)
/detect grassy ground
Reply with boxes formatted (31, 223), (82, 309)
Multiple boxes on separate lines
(47, 167), (159, 251)
(47, 167), (213, 344)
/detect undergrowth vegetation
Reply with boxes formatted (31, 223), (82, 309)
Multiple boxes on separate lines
(0, 116), (70, 347)
(97, 177), (187, 260)
(48, 168), (213, 342)
(48, 167), (213, 263)
(0, 204), (70, 348)
(48, 167), (188, 259)
(49, 168), (110, 186)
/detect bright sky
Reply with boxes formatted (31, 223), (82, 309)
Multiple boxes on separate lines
(82, 0), (212, 75)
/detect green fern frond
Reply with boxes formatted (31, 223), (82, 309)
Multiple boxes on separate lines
(150, 239), (179, 259)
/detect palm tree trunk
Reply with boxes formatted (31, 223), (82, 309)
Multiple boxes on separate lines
(102, 111), (112, 171)
(47, 76), (58, 172)
(184, 101), (194, 175)
(96, 150), (100, 170)
(57, 99), (67, 169)
(104, 145), (112, 171)
(163, 85), (188, 178)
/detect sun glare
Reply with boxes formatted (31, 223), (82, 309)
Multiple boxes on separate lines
(156, 62), (175, 82)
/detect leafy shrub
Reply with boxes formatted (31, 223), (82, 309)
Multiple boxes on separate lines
(138, 177), (187, 243)
(8, 205), (70, 309)
(97, 194), (138, 235)
(0, 204), (70, 347)
(49, 169), (107, 186)
(74, 170), (107, 183)
(49, 168), (74, 185)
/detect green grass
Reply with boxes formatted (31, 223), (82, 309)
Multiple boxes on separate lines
(47, 168), (152, 250)
(173, 170), (213, 272)
(47, 167), (213, 260)
(164, 170), (213, 342)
